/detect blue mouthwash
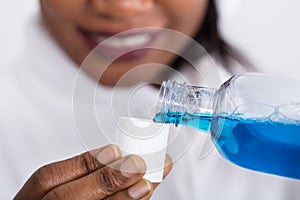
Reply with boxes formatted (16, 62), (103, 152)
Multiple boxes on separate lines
(154, 73), (300, 180)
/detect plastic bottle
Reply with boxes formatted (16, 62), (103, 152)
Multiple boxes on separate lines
(153, 73), (300, 180)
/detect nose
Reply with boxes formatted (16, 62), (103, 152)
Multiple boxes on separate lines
(89, 0), (154, 19)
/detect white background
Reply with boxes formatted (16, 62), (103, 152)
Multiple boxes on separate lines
(218, 0), (300, 79)
(0, 0), (39, 66)
(1, 0), (300, 79)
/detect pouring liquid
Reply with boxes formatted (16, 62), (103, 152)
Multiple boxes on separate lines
(154, 111), (300, 180)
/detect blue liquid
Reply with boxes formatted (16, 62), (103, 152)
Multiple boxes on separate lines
(154, 112), (300, 180)
(154, 112), (212, 132)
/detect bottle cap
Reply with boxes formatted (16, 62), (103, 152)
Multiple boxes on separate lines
(115, 117), (170, 182)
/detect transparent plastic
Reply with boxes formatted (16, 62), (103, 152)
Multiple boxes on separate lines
(154, 73), (300, 180)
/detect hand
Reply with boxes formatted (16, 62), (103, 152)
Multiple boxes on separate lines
(14, 144), (172, 200)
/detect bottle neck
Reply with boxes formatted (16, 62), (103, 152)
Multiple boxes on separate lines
(154, 80), (217, 131)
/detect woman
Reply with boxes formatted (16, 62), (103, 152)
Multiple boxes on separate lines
(2, 0), (300, 199)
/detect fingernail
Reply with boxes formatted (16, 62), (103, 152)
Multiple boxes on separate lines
(120, 156), (143, 178)
(128, 180), (152, 199)
(96, 145), (120, 165)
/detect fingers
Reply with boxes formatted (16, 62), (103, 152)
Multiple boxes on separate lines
(106, 154), (173, 200)
(14, 146), (173, 200)
(104, 179), (153, 200)
(163, 154), (173, 178)
(42, 155), (147, 200)
(152, 154), (173, 189)
(14, 145), (122, 200)
(127, 179), (153, 200)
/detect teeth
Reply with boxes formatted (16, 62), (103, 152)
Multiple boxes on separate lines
(96, 34), (151, 48)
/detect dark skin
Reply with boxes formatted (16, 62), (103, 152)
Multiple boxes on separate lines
(39, 0), (208, 86)
(14, 0), (209, 198)
(14, 145), (172, 200)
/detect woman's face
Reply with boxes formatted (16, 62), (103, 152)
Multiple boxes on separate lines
(40, 0), (208, 85)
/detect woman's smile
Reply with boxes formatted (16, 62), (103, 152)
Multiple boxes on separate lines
(40, 0), (208, 85)
(80, 28), (162, 60)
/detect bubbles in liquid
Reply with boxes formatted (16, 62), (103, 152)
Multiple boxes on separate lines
(232, 103), (274, 120)
(154, 102), (300, 180)
(213, 103), (300, 180)
(231, 103), (300, 124)
(279, 102), (300, 122)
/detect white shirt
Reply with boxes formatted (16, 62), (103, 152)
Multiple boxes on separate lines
(1, 14), (300, 200)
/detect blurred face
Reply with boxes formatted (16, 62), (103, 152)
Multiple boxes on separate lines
(40, 0), (209, 85)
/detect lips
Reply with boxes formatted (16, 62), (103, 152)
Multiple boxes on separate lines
(80, 29), (161, 60)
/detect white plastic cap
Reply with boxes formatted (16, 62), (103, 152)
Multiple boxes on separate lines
(115, 117), (170, 182)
